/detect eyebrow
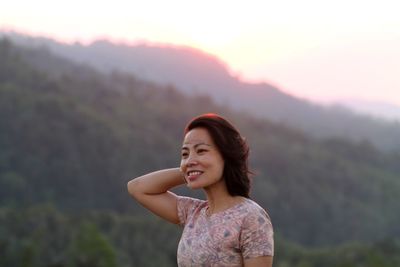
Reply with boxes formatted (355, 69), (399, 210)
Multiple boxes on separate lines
(181, 142), (212, 150)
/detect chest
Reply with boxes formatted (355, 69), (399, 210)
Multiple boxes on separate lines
(177, 213), (244, 266)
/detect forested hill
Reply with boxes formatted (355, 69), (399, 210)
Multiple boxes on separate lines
(3, 31), (400, 152)
(2, 37), (400, 247)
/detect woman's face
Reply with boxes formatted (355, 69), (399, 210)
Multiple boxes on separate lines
(180, 127), (225, 190)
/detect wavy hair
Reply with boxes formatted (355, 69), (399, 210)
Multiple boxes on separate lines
(184, 113), (251, 198)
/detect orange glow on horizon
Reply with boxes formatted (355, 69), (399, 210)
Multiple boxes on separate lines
(1, 0), (399, 106)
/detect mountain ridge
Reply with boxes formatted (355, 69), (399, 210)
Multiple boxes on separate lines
(2, 31), (400, 151)
(337, 99), (400, 122)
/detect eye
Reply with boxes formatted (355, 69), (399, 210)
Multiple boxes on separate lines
(181, 151), (188, 158)
(197, 149), (207, 154)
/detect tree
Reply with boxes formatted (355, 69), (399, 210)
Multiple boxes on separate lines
(67, 222), (118, 267)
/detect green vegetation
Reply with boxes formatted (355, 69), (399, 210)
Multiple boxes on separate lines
(1, 205), (400, 267)
(1, 38), (400, 266)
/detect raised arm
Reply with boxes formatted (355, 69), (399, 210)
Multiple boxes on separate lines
(127, 168), (185, 224)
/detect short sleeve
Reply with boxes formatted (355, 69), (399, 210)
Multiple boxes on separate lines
(240, 207), (274, 259)
(176, 196), (204, 226)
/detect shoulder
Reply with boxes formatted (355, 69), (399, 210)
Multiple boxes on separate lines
(238, 199), (273, 231)
(242, 198), (265, 211)
(239, 199), (271, 218)
(225, 198), (273, 228)
(177, 195), (206, 208)
(177, 196), (206, 225)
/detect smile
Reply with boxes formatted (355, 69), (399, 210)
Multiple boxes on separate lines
(186, 170), (204, 181)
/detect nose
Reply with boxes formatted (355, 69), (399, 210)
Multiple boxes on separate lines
(185, 154), (198, 168)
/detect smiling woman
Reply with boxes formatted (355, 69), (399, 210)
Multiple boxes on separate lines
(127, 113), (274, 267)
(180, 128), (225, 189)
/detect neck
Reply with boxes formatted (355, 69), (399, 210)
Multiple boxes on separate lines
(203, 181), (243, 215)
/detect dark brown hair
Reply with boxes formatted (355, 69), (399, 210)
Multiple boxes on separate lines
(184, 113), (251, 198)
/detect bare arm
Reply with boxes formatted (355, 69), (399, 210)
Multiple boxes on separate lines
(244, 256), (273, 267)
(127, 168), (185, 224)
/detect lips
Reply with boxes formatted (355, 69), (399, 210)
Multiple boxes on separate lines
(186, 170), (204, 181)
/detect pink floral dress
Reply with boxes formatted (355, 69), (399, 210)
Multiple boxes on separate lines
(177, 196), (274, 266)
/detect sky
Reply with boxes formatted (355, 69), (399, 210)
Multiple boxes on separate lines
(1, 0), (400, 110)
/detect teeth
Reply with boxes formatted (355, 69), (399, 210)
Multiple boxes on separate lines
(188, 171), (202, 176)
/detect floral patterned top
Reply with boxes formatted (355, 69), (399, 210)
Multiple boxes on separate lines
(177, 196), (274, 267)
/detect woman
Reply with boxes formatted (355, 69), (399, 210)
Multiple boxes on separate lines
(127, 113), (274, 266)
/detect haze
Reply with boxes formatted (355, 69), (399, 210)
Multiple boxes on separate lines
(1, 0), (399, 108)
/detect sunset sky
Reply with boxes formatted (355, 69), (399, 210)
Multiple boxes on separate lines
(1, 0), (399, 109)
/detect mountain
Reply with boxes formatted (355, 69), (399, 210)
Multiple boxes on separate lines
(1, 37), (400, 249)
(337, 99), (400, 122)
(2, 30), (400, 152)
